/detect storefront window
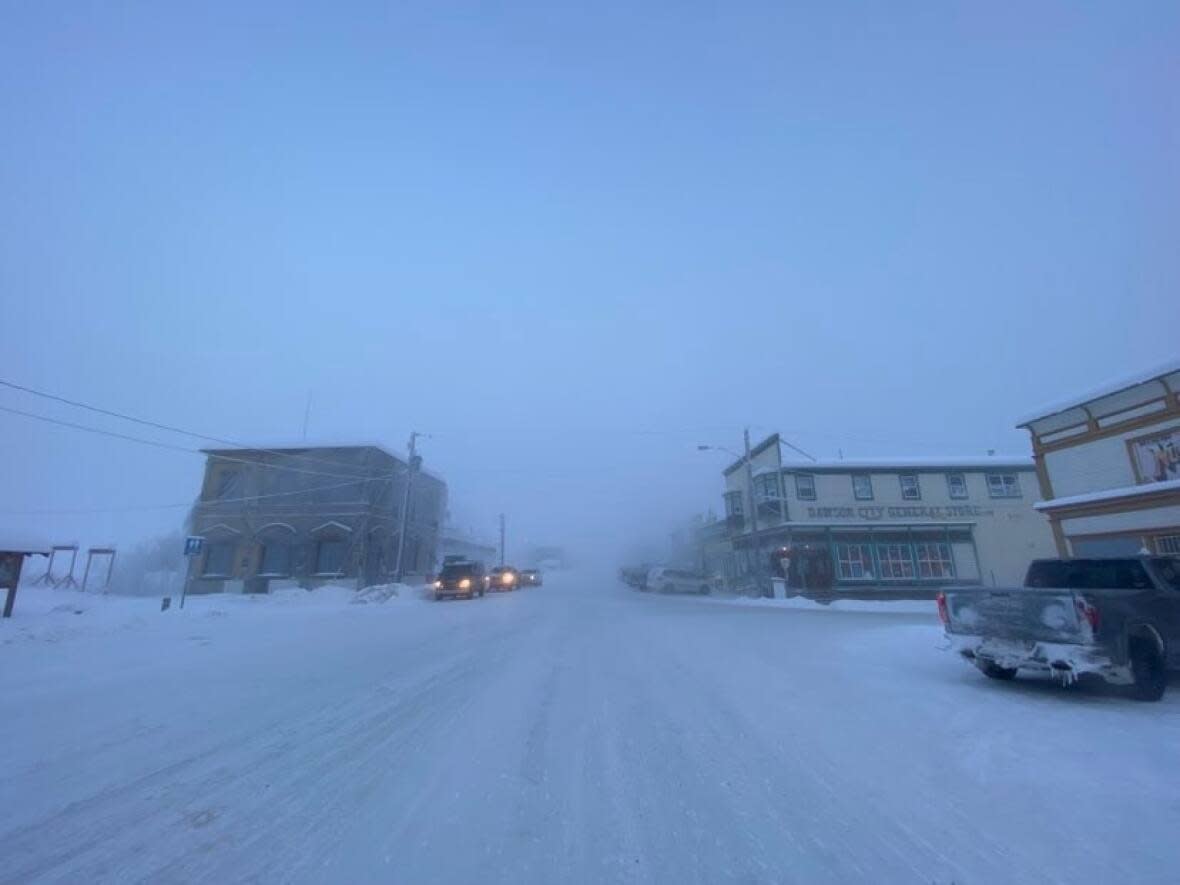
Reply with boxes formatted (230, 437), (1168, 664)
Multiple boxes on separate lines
(315, 539), (346, 575)
(203, 542), (236, 577)
(835, 543), (874, 580)
(876, 544), (915, 579)
(915, 543), (954, 579)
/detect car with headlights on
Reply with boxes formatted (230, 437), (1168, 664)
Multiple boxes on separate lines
(488, 565), (520, 592)
(520, 569), (543, 587)
(433, 560), (486, 601)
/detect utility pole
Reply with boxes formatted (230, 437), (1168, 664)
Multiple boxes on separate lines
(743, 427), (767, 597)
(498, 513), (506, 566)
(393, 432), (420, 583)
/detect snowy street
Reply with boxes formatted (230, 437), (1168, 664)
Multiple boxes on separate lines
(2, 576), (1178, 884)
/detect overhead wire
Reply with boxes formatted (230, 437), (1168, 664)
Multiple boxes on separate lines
(0, 378), (387, 477)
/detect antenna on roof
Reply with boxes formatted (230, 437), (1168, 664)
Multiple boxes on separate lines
(302, 393), (312, 441)
(987, 448), (995, 456)
(838, 448), (844, 460)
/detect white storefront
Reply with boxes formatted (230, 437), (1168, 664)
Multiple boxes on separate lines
(1017, 359), (1180, 557)
(719, 435), (1057, 588)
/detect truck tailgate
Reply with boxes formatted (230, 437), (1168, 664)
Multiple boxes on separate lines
(944, 588), (1085, 643)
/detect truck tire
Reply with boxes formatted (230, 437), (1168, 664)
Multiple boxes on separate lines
(699, 584), (710, 595)
(661, 583), (674, 595)
(978, 660), (1018, 681)
(1130, 639), (1167, 702)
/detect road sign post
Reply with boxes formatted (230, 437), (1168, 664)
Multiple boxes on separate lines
(180, 536), (204, 609)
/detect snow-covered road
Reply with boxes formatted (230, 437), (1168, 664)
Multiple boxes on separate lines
(2, 575), (1178, 884)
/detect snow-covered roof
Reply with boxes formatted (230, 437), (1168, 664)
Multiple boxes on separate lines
(1015, 357), (1180, 429)
(780, 455), (1033, 472)
(200, 441), (445, 483)
(0, 536), (52, 554)
(1035, 478), (1180, 512)
(202, 439), (403, 459)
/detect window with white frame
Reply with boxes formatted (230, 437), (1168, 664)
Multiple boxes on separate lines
(794, 473), (816, 501)
(754, 473), (783, 520)
(835, 543), (875, 580)
(724, 491), (744, 517)
(876, 544), (915, 579)
(914, 543), (954, 579)
(986, 471), (1024, 500)
(987, 473), (1022, 498)
(852, 474), (873, 500)
(946, 473), (968, 500)
(1157, 535), (1180, 555)
(899, 474), (921, 501)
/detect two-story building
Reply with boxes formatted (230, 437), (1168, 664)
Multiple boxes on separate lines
(1018, 359), (1180, 557)
(718, 434), (1056, 590)
(186, 442), (447, 593)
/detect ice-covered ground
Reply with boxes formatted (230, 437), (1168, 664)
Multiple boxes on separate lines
(1, 573), (1177, 883)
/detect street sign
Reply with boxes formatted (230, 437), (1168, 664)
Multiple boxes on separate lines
(184, 536), (205, 557)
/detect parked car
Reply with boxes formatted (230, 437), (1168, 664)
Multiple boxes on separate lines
(520, 569), (543, 587)
(619, 566), (649, 589)
(488, 565), (520, 592)
(939, 556), (1180, 701)
(646, 567), (712, 595)
(433, 560), (486, 601)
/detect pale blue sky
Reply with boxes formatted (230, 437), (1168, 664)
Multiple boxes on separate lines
(1, 2), (1177, 555)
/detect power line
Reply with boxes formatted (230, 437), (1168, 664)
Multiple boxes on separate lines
(0, 475), (392, 516)
(0, 378), (386, 477)
(0, 403), (405, 483)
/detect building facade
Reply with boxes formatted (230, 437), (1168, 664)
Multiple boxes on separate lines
(187, 444), (447, 593)
(717, 434), (1056, 590)
(1018, 359), (1180, 558)
(439, 528), (497, 568)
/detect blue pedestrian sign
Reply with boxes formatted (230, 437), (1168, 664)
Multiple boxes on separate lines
(184, 536), (205, 557)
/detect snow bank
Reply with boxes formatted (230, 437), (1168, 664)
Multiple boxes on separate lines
(0, 581), (428, 646)
(711, 594), (939, 616)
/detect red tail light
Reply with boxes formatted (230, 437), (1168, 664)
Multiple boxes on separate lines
(936, 591), (949, 626)
(1075, 597), (1100, 632)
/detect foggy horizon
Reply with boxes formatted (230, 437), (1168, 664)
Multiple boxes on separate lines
(3, 3), (1176, 562)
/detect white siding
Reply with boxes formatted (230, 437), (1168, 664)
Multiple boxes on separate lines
(1043, 417), (1180, 498)
(1061, 504), (1180, 538)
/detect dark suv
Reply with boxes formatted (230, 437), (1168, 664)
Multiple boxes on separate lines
(434, 560), (486, 601)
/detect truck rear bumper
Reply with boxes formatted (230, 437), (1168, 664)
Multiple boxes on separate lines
(948, 634), (1131, 685)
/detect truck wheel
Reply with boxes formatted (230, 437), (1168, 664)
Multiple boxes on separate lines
(1130, 639), (1167, 702)
(661, 583), (674, 595)
(699, 584), (710, 595)
(978, 660), (1018, 681)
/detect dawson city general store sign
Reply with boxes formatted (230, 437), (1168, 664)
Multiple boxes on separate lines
(805, 504), (991, 521)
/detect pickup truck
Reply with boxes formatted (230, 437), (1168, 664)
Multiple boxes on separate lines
(938, 556), (1180, 701)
